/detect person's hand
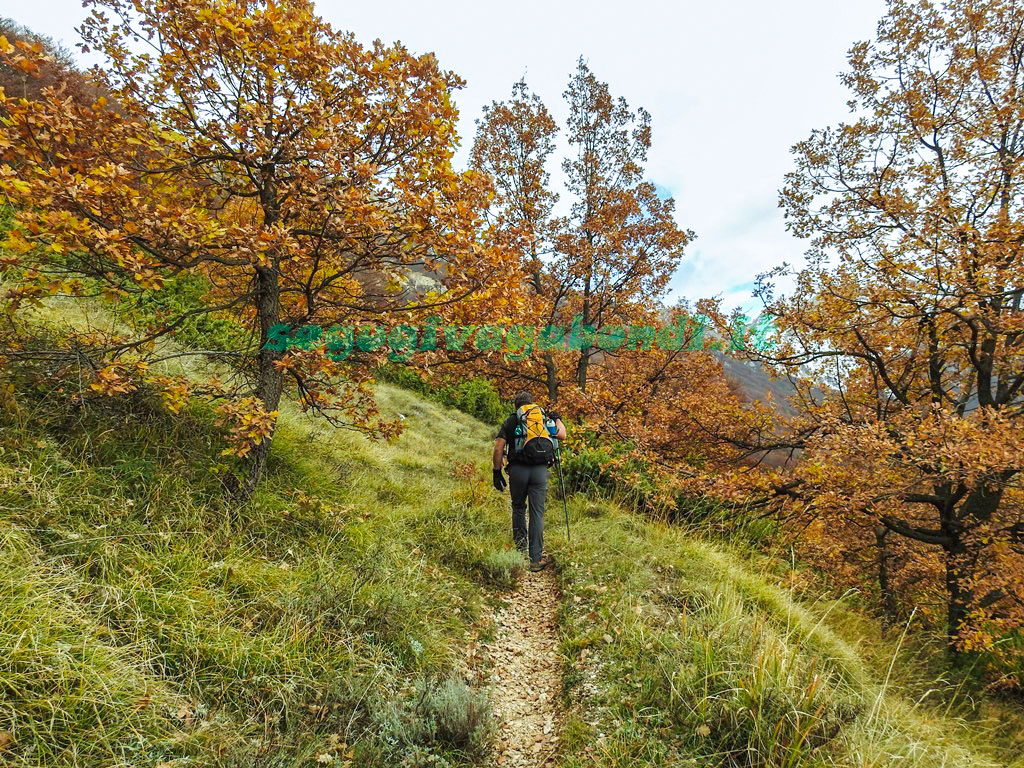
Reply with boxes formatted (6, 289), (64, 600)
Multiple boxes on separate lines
(492, 468), (507, 492)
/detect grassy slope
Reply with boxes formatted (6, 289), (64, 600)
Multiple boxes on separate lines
(556, 503), (1024, 767)
(1, 352), (1021, 766)
(0, 384), (517, 767)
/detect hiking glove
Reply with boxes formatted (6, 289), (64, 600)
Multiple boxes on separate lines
(492, 468), (507, 492)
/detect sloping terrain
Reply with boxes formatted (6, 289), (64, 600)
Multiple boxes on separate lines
(0, 384), (516, 766)
(556, 505), (1023, 767)
(1, 362), (1021, 767)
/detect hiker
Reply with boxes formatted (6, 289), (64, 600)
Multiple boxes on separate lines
(492, 391), (566, 572)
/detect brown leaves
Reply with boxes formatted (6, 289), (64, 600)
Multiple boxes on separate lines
(215, 397), (278, 458)
(489, 568), (563, 767)
(89, 360), (147, 397)
(146, 375), (191, 414)
(739, 0), (1024, 658)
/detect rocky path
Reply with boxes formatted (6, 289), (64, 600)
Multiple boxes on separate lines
(488, 567), (563, 767)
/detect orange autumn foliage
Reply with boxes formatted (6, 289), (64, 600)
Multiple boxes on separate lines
(701, 0), (1024, 660)
(0, 0), (514, 496)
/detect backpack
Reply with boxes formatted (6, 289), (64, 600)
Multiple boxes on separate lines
(511, 404), (556, 466)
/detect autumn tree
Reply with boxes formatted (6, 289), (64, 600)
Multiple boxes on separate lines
(463, 63), (762, 517)
(558, 59), (692, 394)
(0, 18), (86, 104)
(722, 0), (1024, 655)
(469, 79), (561, 398)
(468, 60), (692, 410)
(0, 0), (509, 498)
(470, 78), (558, 294)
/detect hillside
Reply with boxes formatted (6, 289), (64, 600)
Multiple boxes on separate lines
(2, 370), (1022, 767)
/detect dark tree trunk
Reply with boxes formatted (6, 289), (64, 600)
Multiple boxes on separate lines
(233, 264), (284, 502)
(576, 277), (591, 392)
(944, 547), (972, 657)
(576, 348), (589, 391)
(530, 254), (559, 404)
(875, 526), (898, 630)
(941, 482), (1002, 655)
(544, 352), (558, 403)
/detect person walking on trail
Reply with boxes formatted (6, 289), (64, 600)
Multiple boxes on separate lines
(492, 391), (566, 572)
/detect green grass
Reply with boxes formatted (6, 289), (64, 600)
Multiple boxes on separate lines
(554, 505), (1024, 767)
(0, 383), (518, 767)
(3, 295), (1024, 767)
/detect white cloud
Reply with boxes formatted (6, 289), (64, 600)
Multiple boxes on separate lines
(11, 0), (886, 310)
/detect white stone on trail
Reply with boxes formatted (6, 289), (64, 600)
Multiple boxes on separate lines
(489, 567), (563, 767)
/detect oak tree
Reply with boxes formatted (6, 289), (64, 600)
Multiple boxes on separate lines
(0, 0), (508, 497)
(727, 0), (1024, 655)
(469, 61), (692, 410)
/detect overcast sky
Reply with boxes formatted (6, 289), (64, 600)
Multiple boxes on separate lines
(10, 0), (887, 312)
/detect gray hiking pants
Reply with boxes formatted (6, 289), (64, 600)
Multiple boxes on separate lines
(507, 463), (548, 563)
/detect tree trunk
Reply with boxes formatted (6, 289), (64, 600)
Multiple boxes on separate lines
(233, 264), (284, 502)
(530, 248), (559, 404)
(940, 482), (1002, 655)
(544, 352), (558, 403)
(875, 526), (897, 630)
(944, 548), (972, 657)
(576, 276), (592, 391)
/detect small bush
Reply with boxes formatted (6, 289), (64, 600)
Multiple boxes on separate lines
(437, 378), (508, 426)
(560, 437), (667, 516)
(476, 549), (524, 590)
(373, 676), (493, 763)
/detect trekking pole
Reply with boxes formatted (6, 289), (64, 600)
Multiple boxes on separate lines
(555, 446), (570, 542)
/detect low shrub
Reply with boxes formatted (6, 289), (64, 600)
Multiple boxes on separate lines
(371, 676), (494, 765)
(124, 274), (246, 353)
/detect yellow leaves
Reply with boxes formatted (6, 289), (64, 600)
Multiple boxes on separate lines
(0, 35), (13, 55)
(215, 397), (278, 458)
(4, 179), (32, 198)
(135, 270), (166, 291)
(147, 375), (191, 414)
(157, 129), (187, 144)
(1, 229), (33, 254)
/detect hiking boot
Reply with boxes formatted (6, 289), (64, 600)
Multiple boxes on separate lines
(529, 556), (551, 572)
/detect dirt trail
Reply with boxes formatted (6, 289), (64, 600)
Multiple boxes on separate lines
(488, 567), (563, 767)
